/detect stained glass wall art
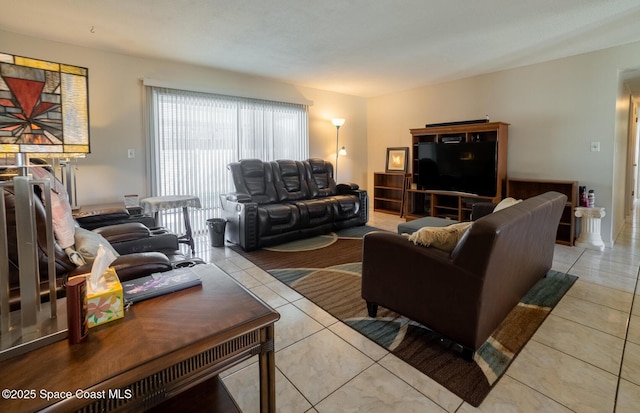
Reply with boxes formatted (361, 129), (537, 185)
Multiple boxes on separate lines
(0, 53), (89, 154)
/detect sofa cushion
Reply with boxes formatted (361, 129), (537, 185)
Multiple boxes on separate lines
(272, 160), (310, 201)
(295, 198), (333, 227)
(329, 194), (361, 220)
(407, 221), (473, 252)
(257, 203), (300, 236)
(305, 158), (337, 198)
(228, 159), (278, 204)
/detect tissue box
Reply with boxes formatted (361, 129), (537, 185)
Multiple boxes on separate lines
(73, 267), (124, 328)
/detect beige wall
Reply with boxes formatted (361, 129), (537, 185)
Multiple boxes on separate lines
(4, 28), (640, 246)
(0, 30), (368, 205)
(368, 41), (640, 246)
(306, 88), (368, 186)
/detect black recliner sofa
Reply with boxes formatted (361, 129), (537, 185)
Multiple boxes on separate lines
(220, 158), (368, 251)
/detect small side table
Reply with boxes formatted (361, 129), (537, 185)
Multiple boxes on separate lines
(574, 206), (606, 251)
(141, 195), (202, 254)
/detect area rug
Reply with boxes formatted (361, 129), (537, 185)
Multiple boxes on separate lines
(233, 227), (578, 406)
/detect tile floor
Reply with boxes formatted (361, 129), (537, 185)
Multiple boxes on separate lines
(188, 209), (640, 412)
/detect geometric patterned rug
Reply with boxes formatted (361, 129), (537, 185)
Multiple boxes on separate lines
(234, 226), (578, 406)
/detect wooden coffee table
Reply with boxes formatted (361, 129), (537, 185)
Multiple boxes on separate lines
(0, 264), (279, 412)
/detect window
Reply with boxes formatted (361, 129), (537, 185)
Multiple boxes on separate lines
(146, 87), (309, 236)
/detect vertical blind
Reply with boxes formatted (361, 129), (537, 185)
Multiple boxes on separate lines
(146, 86), (309, 237)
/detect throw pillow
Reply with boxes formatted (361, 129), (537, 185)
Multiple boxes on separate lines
(30, 166), (76, 249)
(74, 227), (120, 263)
(408, 221), (473, 252)
(493, 197), (522, 212)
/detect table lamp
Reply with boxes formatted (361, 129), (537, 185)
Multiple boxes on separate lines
(0, 52), (90, 360)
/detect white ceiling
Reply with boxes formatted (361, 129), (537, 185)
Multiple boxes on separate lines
(2, 0), (640, 98)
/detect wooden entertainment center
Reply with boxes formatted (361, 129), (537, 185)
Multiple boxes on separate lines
(388, 120), (577, 245)
(404, 121), (509, 220)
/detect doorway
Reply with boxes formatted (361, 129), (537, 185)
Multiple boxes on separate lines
(622, 70), (640, 220)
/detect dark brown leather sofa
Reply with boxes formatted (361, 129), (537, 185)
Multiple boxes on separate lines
(361, 191), (567, 360)
(3, 187), (194, 311)
(220, 158), (368, 251)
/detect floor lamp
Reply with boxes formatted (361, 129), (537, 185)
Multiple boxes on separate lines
(332, 118), (346, 182)
(0, 53), (90, 360)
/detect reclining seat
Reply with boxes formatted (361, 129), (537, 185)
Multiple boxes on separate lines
(225, 159), (301, 250)
(304, 158), (368, 229)
(271, 160), (334, 238)
(3, 187), (177, 311)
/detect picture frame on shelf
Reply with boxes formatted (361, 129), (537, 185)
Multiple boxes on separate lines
(385, 147), (409, 173)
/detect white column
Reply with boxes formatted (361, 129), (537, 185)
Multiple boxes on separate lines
(574, 207), (606, 251)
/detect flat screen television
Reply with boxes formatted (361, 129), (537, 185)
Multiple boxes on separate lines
(416, 141), (497, 197)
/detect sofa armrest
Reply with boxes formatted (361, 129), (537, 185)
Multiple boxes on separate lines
(68, 252), (173, 282)
(219, 194), (260, 250)
(356, 189), (369, 224)
(362, 232), (482, 300)
(361, 231), (482, 347)
(337, 182), (359, 192)
(223, 192), (253, 203)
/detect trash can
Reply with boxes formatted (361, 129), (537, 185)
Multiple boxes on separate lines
(206, 218), (227, 247)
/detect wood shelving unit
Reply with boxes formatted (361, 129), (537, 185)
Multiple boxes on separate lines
(403, 121), (508, 221)
(410, 121), (509, 200)
(373, 172), (409, 215)
(507, 178), (579, 246)
(404, 189), (496, 221)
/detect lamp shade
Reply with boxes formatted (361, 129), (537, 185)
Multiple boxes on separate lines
(338, 146), (347, 156)
(331, 118), (345, 127)
(0, 52), (90, 156)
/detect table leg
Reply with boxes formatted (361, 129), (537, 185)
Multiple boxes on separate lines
(259, 324), (276, 413)
(180, 206), (195, 255)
